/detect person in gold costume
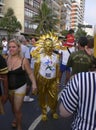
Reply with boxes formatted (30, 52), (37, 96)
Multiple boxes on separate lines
(32, 33), (60, 121)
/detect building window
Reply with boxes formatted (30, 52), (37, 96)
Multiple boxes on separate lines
(25, 8), (34, 18)
(25, 20), (37, 30)
(25, 20), (29, 28)
(0, 0), (4, 3)
(29, 0), (33, 6)
(33, 0), (40, 8)
(25, 0), (33, 5)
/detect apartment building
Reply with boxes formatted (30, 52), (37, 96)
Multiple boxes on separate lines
(47, 0), (62, 32)
(3, 0), (41, 35)
(0, 0), (4, 18)
(47, 0), (69, 32)
(2, 0), (72, 35)
(0, 0), (86, 36)
(71, 0), (85, 30)
(64, 0), (72, 30)
(80, 0), (85, 23)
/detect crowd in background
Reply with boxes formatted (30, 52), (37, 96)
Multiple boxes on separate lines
(0, 29), (96, 130)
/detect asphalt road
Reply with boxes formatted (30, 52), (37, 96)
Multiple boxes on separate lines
(0, 73), (73, 130)
(0, 94), (73, 130)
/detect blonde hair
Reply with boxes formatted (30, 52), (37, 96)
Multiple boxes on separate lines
(8, 38), (22, 57)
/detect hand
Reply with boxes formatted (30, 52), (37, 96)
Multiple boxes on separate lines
(32, 84), (37, 95)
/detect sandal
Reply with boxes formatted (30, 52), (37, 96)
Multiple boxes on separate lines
(11, 120), (17, 128)
(52, 113), (59, 119)
(41, 114), (48, 121)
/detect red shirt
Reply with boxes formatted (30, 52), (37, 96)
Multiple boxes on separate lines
(63, 34), (75, 47)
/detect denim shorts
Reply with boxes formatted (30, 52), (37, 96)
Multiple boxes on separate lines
(60, 63), (71, 72)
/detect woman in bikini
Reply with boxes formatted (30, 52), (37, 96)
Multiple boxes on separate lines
(7, 39), (37, 130)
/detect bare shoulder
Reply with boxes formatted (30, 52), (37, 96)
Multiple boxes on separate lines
(23, 58), (29, 63)
(22, 58), (30, 68)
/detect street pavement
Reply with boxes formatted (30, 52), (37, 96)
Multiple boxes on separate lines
(0, 94), (73, 130)
(0, 73), (73, 130)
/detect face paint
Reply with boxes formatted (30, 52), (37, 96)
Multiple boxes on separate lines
(44, 39), (53, 54)
(31, 32), (61, 57)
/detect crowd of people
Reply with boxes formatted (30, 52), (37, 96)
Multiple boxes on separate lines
(0, 30), (96, 130)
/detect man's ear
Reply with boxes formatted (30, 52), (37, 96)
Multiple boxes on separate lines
(85, 45), (92, 55)
(84, 45), (88, 50)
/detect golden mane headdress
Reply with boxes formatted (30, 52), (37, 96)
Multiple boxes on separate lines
(30, 32), (61, 58)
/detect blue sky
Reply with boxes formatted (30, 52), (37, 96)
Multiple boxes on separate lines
(84, 0), (96, 26)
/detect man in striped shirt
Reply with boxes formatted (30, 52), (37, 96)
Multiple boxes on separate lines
(59, 57), (96, 130)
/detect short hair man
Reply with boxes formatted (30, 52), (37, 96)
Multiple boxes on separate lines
(67, 36), (92, 76)
(59, 56), (96, 130)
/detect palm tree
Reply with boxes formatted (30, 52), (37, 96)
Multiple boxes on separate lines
(32, 0), (59, 35)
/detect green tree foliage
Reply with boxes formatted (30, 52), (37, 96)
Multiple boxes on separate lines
(0, 8), (22, 39)
(61, 29), (68, 36)
(87, 35), (93, 39)
(75, 28), (87, 40)
(32, 0), (59, 35)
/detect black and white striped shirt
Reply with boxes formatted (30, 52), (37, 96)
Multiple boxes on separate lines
(60, 72), (96, 130)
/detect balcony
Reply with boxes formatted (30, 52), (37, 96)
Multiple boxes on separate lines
(61, 7), (66, 12)
(0, 0), (4, 6)
(0, 7), (4, 17)
(0, 12), (4, 17)
(61, 13), (66, 19)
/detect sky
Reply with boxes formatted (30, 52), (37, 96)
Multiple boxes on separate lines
(84, 0), (96, 26)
